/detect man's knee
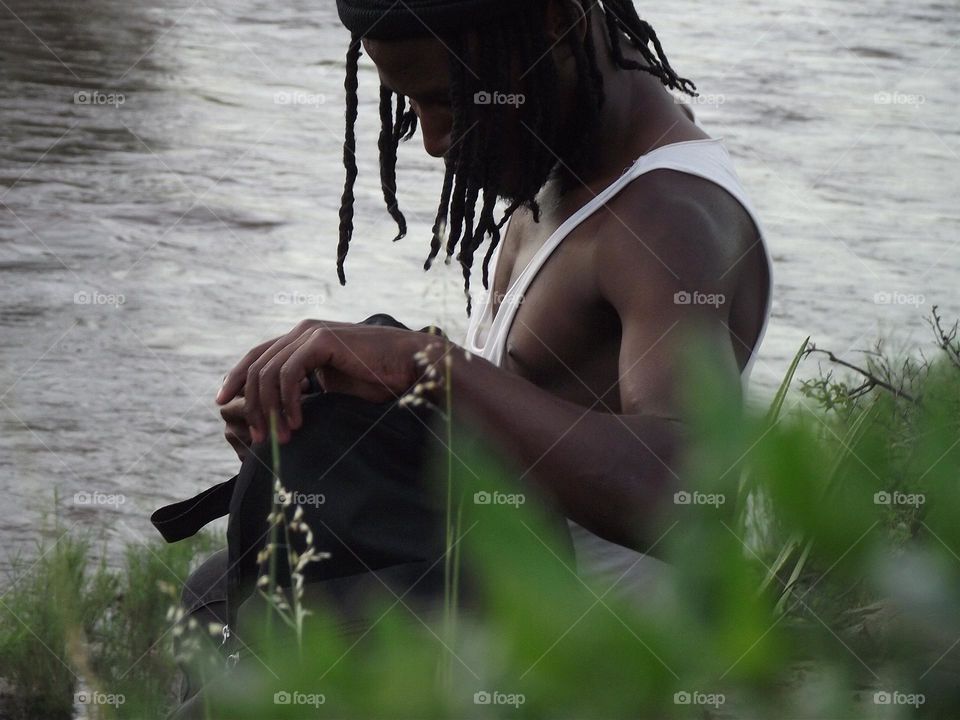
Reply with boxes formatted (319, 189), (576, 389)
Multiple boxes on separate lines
(181, 548), (229, 614)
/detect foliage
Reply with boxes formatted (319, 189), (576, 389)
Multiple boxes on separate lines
(2, 311), (959, 719)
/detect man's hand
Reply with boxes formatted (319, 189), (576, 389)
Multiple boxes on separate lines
(220, 396), (252, 462)
(219, 375), (329, 462)
(217, 320), (445, 444)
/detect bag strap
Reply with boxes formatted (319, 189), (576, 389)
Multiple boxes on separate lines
(151, 476), (237, 543)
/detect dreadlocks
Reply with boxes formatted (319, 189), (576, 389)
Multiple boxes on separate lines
(337, 0), (696, 311)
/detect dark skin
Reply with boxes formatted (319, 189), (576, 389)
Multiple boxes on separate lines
(217, 1), (769, 553)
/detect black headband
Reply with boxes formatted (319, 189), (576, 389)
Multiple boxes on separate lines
(336, 0), (520, 40)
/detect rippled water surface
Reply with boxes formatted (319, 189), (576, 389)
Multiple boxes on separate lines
(1, 0), (958, 566)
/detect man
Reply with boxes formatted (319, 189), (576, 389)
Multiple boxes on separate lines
(219, 0), (769, 556)
(173, 0), (770, 706)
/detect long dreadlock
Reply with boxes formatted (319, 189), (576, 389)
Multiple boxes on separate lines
(337, 0), (696, 311)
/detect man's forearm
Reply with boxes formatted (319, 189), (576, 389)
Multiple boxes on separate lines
(435, 344), (682, 552)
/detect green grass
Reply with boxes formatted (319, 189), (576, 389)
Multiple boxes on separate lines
(0, 520), (219, 719)
(2, 311), (959, 718)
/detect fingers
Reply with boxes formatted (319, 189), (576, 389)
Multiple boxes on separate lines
(218, 320), (349, 407)
(232, 322), (415, 445)
(219, 397), (246, 423)
(225, 427), (251, 462)
(241, 331), (306, 442)
(221, 398), (252, 461)
(281, 329), (336, 431)
(220, 397), (251, 462)
(217, 337), (279, 405)
(245, 330), (316, 443)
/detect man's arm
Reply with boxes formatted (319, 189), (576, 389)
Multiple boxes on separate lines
(225, 184), (748, 553)
(437, 198), (742, 552)
(439, 348), (681, 551)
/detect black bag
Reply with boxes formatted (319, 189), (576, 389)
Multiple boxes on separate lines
(151, 315), (449, 631)
(152, 314), (574, 636)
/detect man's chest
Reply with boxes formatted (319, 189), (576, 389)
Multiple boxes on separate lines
(489, 221), (623, 410)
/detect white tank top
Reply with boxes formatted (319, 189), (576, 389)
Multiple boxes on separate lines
(462, 138), (773, 602)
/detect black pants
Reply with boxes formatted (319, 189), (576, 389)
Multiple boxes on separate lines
(175, 548), (230, 704)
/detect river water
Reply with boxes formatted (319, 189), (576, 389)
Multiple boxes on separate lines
(1, 0), (958, 568)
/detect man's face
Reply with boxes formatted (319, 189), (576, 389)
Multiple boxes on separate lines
(364, 36), (456, 159)
(363, 34), (547, 199)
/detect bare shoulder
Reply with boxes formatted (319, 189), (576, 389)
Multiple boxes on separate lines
(584, 168), (761, 300)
